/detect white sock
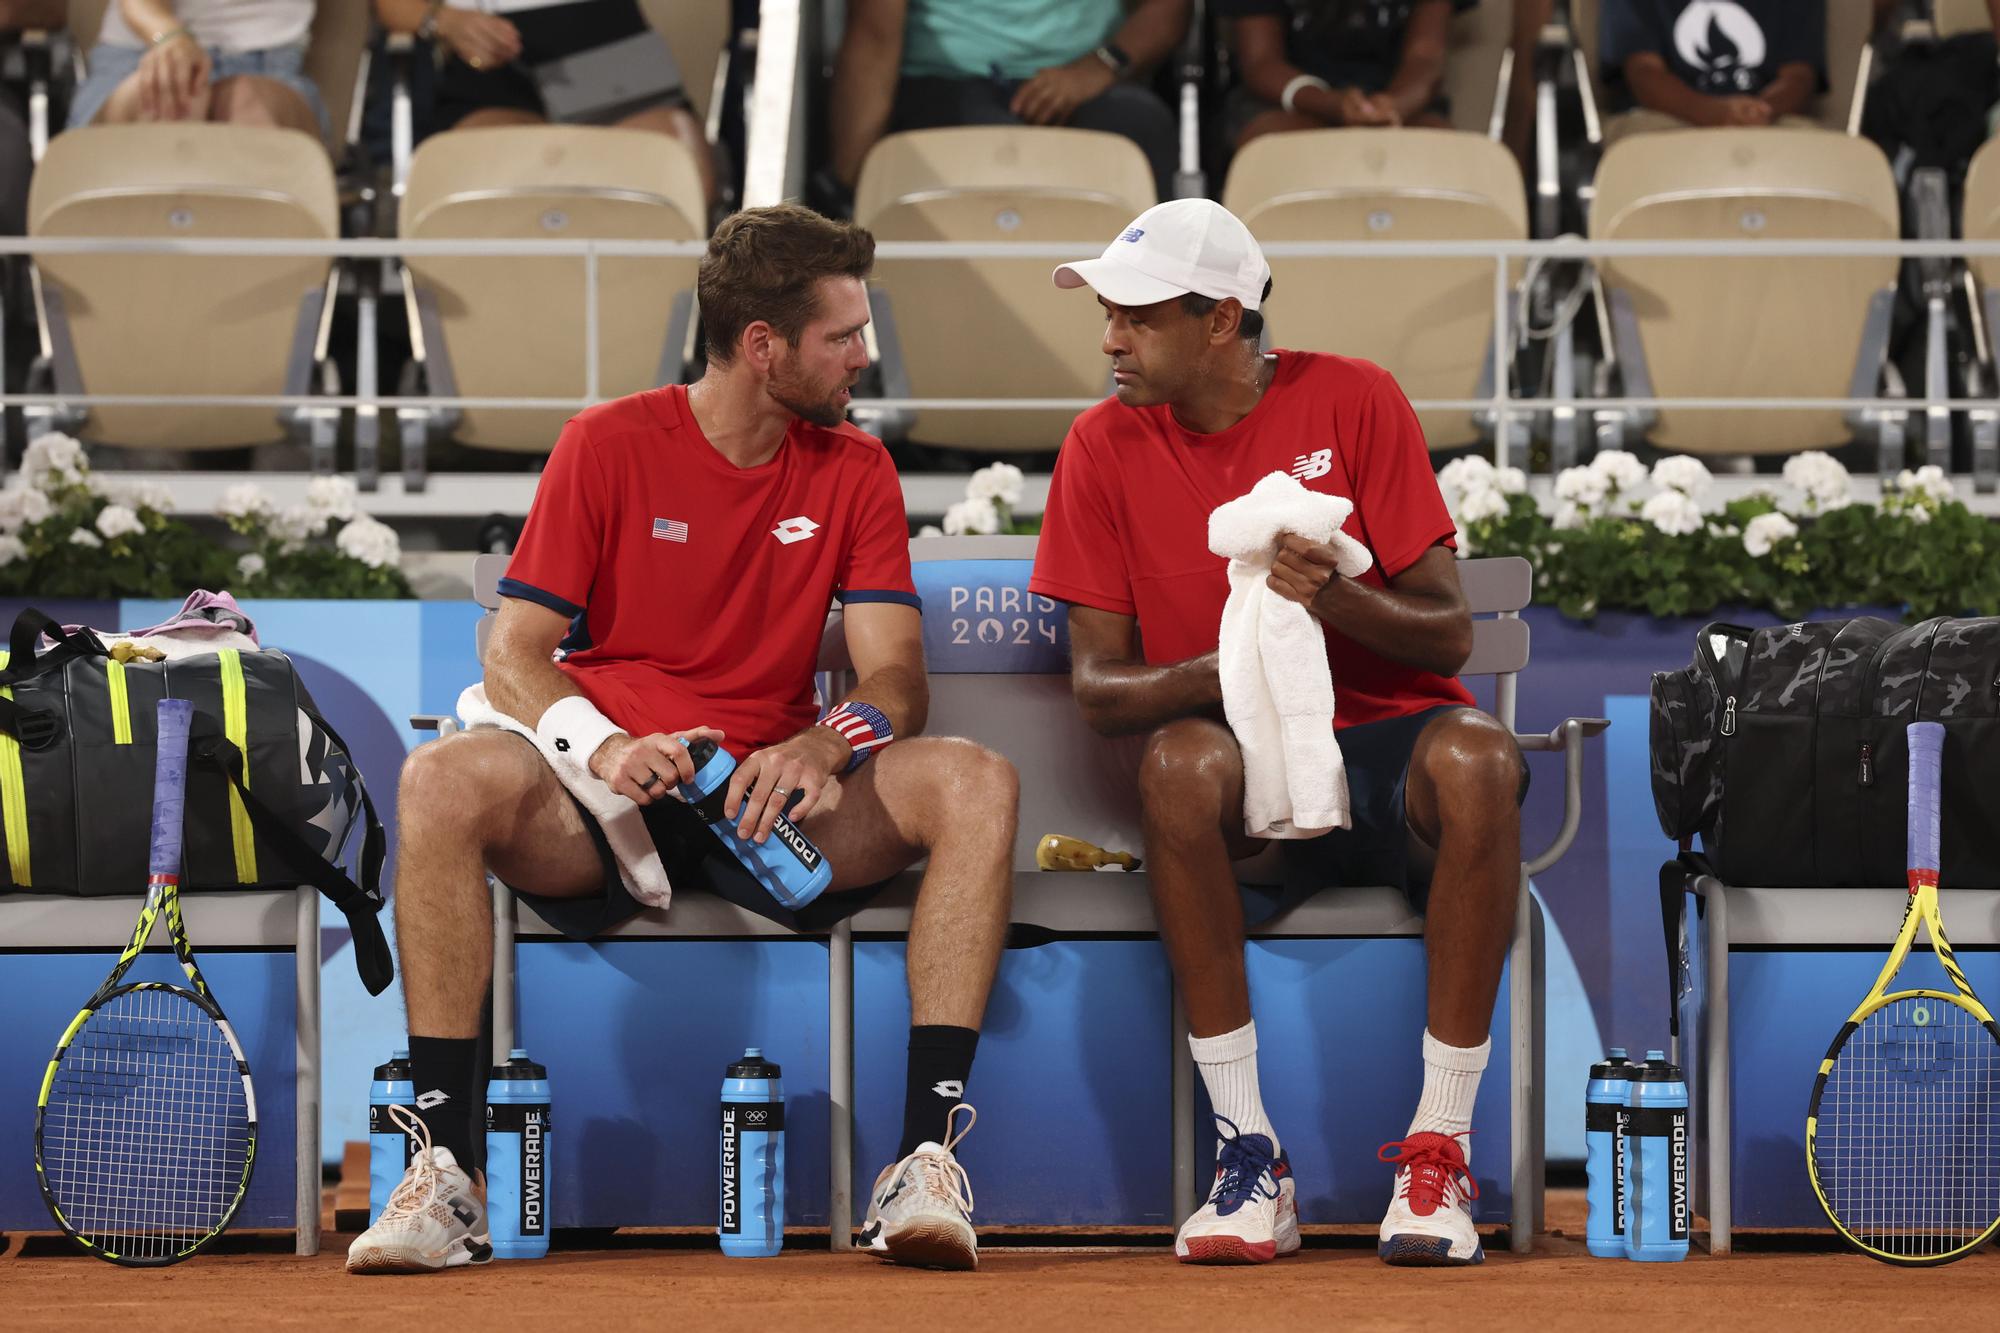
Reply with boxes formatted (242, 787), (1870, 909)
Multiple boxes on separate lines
(1407, 1029), (1490, 1163)
(1190, 1021), (1278, 1151)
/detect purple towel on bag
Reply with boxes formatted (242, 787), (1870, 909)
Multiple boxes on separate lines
(59, 590), (259, 645)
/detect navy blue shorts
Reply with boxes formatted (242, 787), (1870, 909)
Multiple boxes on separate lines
(1238, 704), (1510, 925)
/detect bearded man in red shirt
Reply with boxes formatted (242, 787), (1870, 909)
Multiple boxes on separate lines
(1031, 198), (1526, 1268)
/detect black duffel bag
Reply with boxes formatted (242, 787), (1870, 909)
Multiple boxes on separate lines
(0, 608), (393, 993)
(1650, 615), (2000, 888)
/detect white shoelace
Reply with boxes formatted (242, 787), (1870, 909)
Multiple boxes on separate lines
(377, 1103), (444, 1224)
(910, 1103), (978, 1216)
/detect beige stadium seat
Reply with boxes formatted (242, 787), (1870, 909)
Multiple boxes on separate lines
(1589, 127), (1903, 461)
(1934, 0), (1993, 37)
(1221, 127), (1526, 451)
(26, 123), (339, 457)
(1445, 0), (1515, 138)
(1573, 0), (1872, 140)
(637, 0), (731, 129)
(65, 0), (366, 159)
(397, 125), (707, 465)
(1959, 137), (2000, 489)
(853, 126), (1157, 454)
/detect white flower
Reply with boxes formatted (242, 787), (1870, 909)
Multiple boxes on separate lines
(1456, 484), (1510, 524)
(21, 432), (86, 490)
(306, 475), (359, 520)
(1742, 511), (1799, 558)
(132, 480), (177, 514)
(966, 462), (1025, 507)
(1781, 451), (1852, 513)
(218, 483), (276, 522)
(1554, 466), (1610, 508)
(1553, 500), (1590, 530)
(942, 497), (1002, 536)
(916, 524), (944, 538)
(237, 553), (266, 579)
(1494, 465), (1528, 495)
(1895, 465), (1955, 506)
(1588, 450), (1649, 493)
(94, 503), (143, 540)
(1650, 455), (1714, 498)
(1641, 489), (1704, 536)
(69, 527), (103, 548)
(16, 487), (52, 526)
(335, 515), (402, 570)
(0, 534), (24, 565)
(1908, 504), (1932, 524)
(1436, 455), (1497, 505)
(271, 503), (330, 552)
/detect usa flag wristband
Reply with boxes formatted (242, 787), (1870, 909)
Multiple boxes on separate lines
(819, 701), (893, 772)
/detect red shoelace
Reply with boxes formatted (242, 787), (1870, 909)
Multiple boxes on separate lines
(1377, 1132), (1478, 1216)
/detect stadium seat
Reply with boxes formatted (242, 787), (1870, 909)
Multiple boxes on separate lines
(1959, 138), (2000, 490)
(636, 0), (732, 133)
(24, 123), (341, 460)
(1932, 0), (1992, 37)
(1588, 127), (1905, 463)
(395, 125), (707, 475)
(1445, 0), (1517, 139)
(1220, 127), (1529, 454)
(852, 126), (1157, 455)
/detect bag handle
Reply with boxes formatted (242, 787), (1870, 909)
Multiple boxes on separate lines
(1, 608), (106, 685)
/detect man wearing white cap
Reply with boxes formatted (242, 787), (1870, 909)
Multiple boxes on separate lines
(1029, 199), (1526, 1268)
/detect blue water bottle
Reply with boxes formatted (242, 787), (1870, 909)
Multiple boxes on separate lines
(1584, 1047), (1633, 1258)
(677, 738), (832, 910)
(368, 1048), (415, 1224)
(485, 1049), (551, 1260)
(1624, 1050), (1690, 1262)
(719, 1047), (785, 1257)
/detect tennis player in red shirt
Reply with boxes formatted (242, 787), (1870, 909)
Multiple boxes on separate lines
(351, 206), (1012, 1276)
(1031, 199), (1526, 1268)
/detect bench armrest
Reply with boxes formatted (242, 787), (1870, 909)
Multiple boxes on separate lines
(410, 714), (460, 736)
(1518, 716), (1611, 876)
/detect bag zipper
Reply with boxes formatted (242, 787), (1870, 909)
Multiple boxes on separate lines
(1859, 742), (1873, 787)
(1721, 696), (1736, 736)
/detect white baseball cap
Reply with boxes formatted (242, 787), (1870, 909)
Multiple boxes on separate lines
(1052, 198), (1271, 312)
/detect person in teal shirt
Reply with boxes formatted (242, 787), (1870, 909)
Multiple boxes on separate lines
(831, 0), (1190, 204)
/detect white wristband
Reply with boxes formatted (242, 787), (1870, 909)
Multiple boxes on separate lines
(536, 694), (623, 770)
(1281, 74), (1332, 116)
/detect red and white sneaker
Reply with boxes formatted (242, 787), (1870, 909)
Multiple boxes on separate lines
(1174, 1117), (1300, 1265)
(1376, 1131), (1483, 1266)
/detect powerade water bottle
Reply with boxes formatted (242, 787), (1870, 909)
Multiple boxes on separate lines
(719, 1048), (785, 1258)
(1584, 1047), (1634, 1258)
(676, 738), (832, 910)
(1624, 1050), (1690, 1262)
(485, 1049), (551, 1260)
(368, 1048), (415, 1225)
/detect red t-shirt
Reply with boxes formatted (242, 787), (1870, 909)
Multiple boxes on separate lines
(501, 385), (919, 759)
(1029, 350), (1474, 729)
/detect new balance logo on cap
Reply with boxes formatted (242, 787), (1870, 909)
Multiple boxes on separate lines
(415, 1089), (451, 1110)
(1121, 227), (1145, 242)
(931, 1080), (964, 1099)
(1290, 449), (1333, 481)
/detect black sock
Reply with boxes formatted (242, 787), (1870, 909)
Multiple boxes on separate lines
(899, 1025), (980, 1159)
(408, 1036), (481, 1174)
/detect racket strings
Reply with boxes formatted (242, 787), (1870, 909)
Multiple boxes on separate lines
(40, 987), (252, 1263)
(1815, 995), (2000, 1260)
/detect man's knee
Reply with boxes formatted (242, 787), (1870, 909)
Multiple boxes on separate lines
(1416, 711), (1526, 813)
(1137, 719), (1238, 826)
(398, 732), (535, 842)
(912, 737), (1018, 835)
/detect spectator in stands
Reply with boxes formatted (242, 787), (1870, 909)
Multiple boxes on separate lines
(830, 0), (1190, 204)
(374, 1), (716, 206)
(1601, 0), (1825, 136)
(1224, 0), (1467, 147)
(0, 1), (62, 235)
(67, 0), (325, 137)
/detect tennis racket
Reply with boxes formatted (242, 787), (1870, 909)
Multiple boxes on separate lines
(33, 697), (258, 1265)
(1806, 720), (2000, 1264)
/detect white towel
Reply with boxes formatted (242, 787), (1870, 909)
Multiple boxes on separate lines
(456, 683), (674, 909)
(1207, 472), (1373, 839)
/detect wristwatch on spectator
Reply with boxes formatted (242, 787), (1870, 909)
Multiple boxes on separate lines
(417, 0), (445, 42)
(1094, 43), (1133, 78)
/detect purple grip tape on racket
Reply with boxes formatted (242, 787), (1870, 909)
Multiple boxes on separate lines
(1907, 720), (1943, 880)
(150, 698), (193, 882)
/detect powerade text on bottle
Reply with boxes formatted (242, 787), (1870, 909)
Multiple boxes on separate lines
(1624, 1050), (1690, 1262)
(720, 1047), (785, 1257)
(1584, 1047), (1633, 1258)
(368, 1048), (414, 1225)
(486, 1048), (551, 1259)
(676, 738), (832, 910)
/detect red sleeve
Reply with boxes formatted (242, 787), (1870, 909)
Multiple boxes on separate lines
(499, 414), (607, 618)
(837, 446), (920, 610)
(1349, 370), (1457, 580)
(1028, 423), (1133, 615)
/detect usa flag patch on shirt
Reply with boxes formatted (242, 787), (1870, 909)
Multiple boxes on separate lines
(652, 517), (689, 543)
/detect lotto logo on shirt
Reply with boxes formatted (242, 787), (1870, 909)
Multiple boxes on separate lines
(771, 516), (820, 545)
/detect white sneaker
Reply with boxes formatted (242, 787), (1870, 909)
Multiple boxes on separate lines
(347, 1106), (493, 1275)
(1377, 1131), (1483, 1266)
(859, 1103), (979, 1270)
(1175, 1117), (1300, 1265)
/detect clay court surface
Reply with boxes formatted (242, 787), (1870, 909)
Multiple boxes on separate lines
(8, 1196), (2000, 1332)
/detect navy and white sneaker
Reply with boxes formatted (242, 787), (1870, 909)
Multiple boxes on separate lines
(858, 1103), (979, 1270)
(347, 1106), (493, 1275)
(1174, 1117), (1300, 1264)
(1377, 1131), (1484, 1265)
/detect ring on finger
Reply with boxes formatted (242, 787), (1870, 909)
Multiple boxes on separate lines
(638, 772), (661, 792)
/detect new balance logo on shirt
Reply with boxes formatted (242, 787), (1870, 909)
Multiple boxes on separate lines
(1290, 449), (1333, 481)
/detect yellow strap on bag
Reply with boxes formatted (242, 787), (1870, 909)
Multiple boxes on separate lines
(0, 650), (29, 886)
(217, 649), (259, 883)
(106, 658), (132, 745)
